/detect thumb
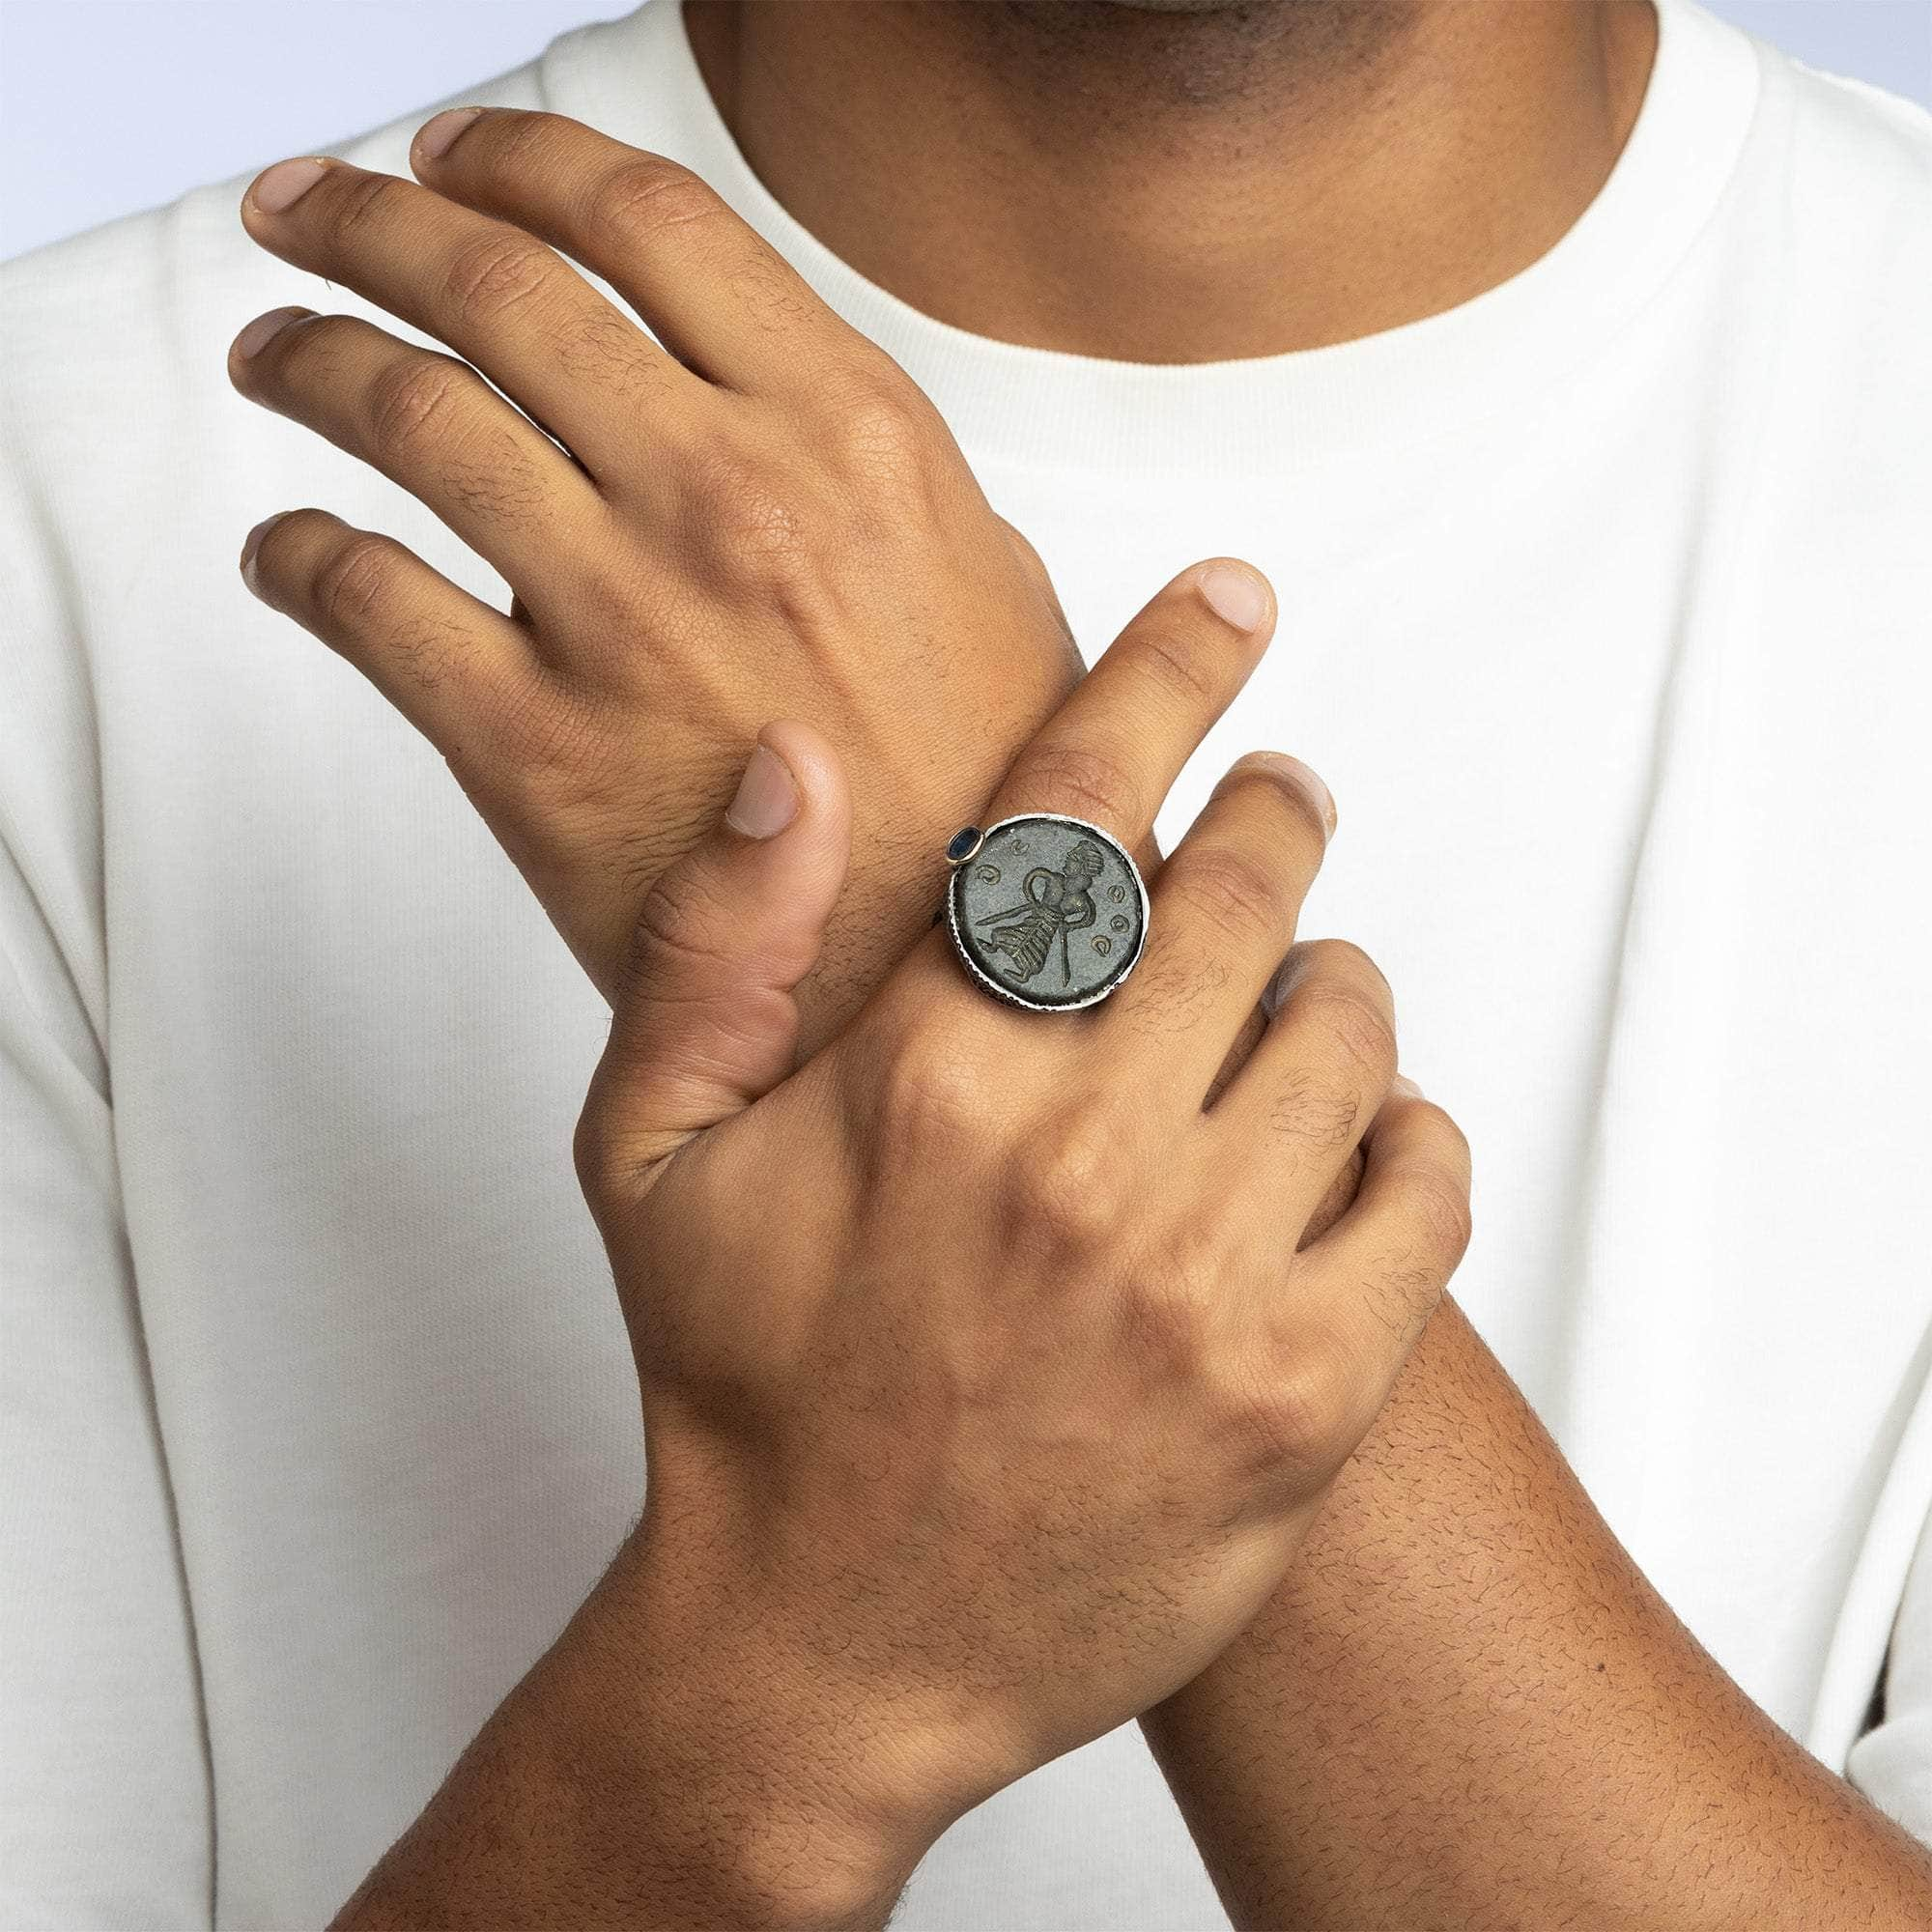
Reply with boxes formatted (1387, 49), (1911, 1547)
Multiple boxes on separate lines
(580, 720), (851, 1182)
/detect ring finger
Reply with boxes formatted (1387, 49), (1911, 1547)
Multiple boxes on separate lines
(1102, 751), (1335, 1094)
(239, 503), (540, 767)
(229, 305), (606, 619)
(239, 154), (693, 479)
(1217, 936), (1402, 1235)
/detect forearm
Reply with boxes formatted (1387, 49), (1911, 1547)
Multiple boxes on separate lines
(1141, 1297), (1932, 1930)
(331, 1531), (935, 1932)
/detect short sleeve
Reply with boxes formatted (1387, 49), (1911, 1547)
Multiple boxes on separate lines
(0, 256), (213, 1925)
(1845, 1492), (1932, 1843)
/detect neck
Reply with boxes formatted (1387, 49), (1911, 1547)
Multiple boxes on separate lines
(682, 0), (1657, 362)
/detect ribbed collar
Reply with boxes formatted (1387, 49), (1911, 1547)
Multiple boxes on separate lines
(544, 0), (1761, 475)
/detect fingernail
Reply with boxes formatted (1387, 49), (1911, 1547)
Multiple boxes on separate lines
(1391, 1074), (1425, 1098)
(415, 107), (486, 161)
(240, 513), (284, 590)
(249, 157), (327, 214)
(1198, 561), (1271, 633)
(232, 307), (311, 359)
(1275, 754), (1337, 839)
(724, 742), (799, 839)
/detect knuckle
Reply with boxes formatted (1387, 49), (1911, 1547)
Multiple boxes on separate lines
(1173, 846), (1289, 952)
(440, 441), (547, 530)
(725, 248), (827, 343)
(1314, 986), (1401, 1085)
(1009, 742), (1144, 838)
(594, 155), (720, 243)
(312, 531), (406, 634)
(366, 354), (470, 460)
(490, 689), (642, 811)
(553, 304), (665, 411)
(1401, 1166), (1475, 1273)
(1235, 1335), (1358, 1476)
(825, 377), (932, 477)
(690, 443), (811, 565)
(571, 1098), (619, 1202)
(1350, 1236), (1452, 1353)
(364, 604), (476, 700)
(628, 862), (738, 983)
(1303, 936), (1393, 1003)
(1266, 1068), (1364, 1156)
(997, 517), (1058, 600)
(327, 167), (412, 244)
(1127, 624), (1221, 706)
(1417, 1099), (1474, 1178)
(441, 228), (557, 324)
(1008, 1109), (1129, 1251)
(1291, 959), (1399, 1082)
(1354, 1249), (1436, 1345)
(877, 1028), (990, 1147)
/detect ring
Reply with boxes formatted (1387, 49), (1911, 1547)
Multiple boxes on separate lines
(943, 812), (1149, 1011)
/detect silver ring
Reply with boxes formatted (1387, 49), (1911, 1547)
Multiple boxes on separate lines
(943, 813), (1149, 1012)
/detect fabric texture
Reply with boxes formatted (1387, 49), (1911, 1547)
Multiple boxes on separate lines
(2, 0), (1929, 1922)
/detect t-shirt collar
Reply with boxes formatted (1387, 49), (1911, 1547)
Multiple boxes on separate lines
(543, 0), (1761, 476)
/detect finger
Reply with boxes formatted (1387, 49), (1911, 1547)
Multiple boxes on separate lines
(410, 108), (874, 393)
(228, 306), (603, 611)
(1301, 1145), (1366, 1250)
(240, 154), (690, 479)
(1282, 1080), (1472, 1439)
(980, 558), (1279, 860)
(879, 558), (1277, 1024)
(1103, 752), (1336, 1096)
(240, 505), (540, 754)
(1214, 938), (1401, 1234)
(580, 721), (852, 1183)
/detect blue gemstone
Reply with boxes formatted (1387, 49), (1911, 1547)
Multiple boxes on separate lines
(946, 826), (983, 864)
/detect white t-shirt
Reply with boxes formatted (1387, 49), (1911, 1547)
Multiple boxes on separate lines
(4, 0), (1929, 1923)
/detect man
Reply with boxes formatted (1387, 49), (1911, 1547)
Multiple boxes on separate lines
(3, 0), (1929, 1924)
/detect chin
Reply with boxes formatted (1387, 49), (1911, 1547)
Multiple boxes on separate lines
(1020, 0), (1364, 21)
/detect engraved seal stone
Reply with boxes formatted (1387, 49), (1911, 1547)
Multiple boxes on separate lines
(945, 813), (1148, 1011)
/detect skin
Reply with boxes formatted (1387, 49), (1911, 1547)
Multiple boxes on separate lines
(681, 0), (1657, 359)
(224, 3), (1932, 1925)
(326, 574), (1474, 1927)
(230, 124), (1080, 1054)
(235, 107), (1456, 1928)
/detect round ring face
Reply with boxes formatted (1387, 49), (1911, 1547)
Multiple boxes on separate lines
(947, 813), (1148, 1011)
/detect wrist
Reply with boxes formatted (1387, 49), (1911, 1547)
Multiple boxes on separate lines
(337, 1523), (951, 1932)
(578, 1525), (975, 1930)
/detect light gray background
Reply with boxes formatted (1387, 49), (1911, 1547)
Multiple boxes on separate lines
(3, 0), (1928, 265)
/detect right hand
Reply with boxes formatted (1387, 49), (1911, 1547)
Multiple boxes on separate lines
(232, 109), (1092, 1047)
(576, 560), (1474, 1904)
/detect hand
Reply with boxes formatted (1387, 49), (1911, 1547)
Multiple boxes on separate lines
(328, 565), (1464, 1932)
(574, 560), (1474, 1892)
(230, 109), (1090, 1044)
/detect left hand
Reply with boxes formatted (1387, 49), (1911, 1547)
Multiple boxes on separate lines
(228, 109), (1124, 1048)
